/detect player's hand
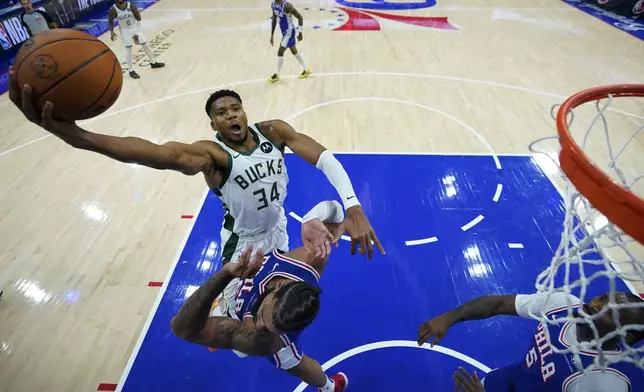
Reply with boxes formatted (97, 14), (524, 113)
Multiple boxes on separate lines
(302, 218), (333, 260)
(224, 247), (264, 279)
(8, 67), (77, 133)
(453, 367), (485, 392)
(343, 206), (384, 260)
(269, 36), (274, 46)
(297, 33), (303, 42)
(110, 32), (117, 41)
(417, 313), (453, 347)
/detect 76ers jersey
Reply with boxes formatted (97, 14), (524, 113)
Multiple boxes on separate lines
(234, 249), (321, 345)
(212, 124), (288, 239)
(484, 293), (632, 392)
(272, 0), (294, 35)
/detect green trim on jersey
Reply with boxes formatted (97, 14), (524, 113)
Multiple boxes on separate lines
(255, 122), (285, 153)
(218, 149), (233, 188)
(221, 212), (239, 262)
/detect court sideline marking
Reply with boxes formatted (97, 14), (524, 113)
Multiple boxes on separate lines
(2, 71), (643, 158)
(114, 188), (209, 392)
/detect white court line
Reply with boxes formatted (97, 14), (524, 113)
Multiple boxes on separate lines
(4, 71), (643, 157)
(115, 189), (210, 392)
(508, 243), (524, 249)
(0, 135), (50, 157)
(289, 211), (351, 242)
(285, 97), (502, 169)
(461, 215), (484, 231)
(292, 340), (492, 392)
(405, 237), (438, 246)
(492, 183), (503, 202)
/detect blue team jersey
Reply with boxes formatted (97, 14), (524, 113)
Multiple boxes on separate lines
(485, 305), (632, 391)
(272, 0), (294, 34)
(234, 249), (321, 345)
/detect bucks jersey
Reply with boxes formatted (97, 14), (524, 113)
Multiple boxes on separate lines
(113, 2), (138, 31)
(212, 124), (288, 258)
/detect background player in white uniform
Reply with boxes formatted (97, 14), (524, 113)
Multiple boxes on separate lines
(417, 291), (644, 391)
(9, 83), (384, 317)
(268, 0), (311, 83)
(171, 200), (350, 392)
(108, 0), (165, 79)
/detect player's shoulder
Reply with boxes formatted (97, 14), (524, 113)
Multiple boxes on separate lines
(515, 292), (580, 318)
(257, 120), (290, 145)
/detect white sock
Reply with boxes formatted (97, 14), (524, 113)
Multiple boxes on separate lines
(295, 52), (307, 70)
(277, 56), (284, 74)
(125, 46), (133, 70)
(319, 377), (335, 392)
(142, 43), (156, 63)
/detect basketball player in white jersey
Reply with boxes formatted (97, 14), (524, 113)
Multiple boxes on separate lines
(268, 0), (311, 83)
(172, 200), (350, 392)
(417, 291), (644, 391)
(8, 80), (385, 314)
(108, 0), (165, 79)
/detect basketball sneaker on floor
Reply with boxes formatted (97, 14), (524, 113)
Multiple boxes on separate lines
(150, 62), (165, 69)
(320, 373), (348, 392)
(268, 73), (280, 83)
(129, 70), (140, 79)
(298, 68), (312, 79)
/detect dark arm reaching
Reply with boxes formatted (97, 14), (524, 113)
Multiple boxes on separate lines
(418, 295), (517, 346)
(171, 267), (282, 356)
(286, 2), (304, 27)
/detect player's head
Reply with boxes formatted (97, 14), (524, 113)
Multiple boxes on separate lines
(205, 90), (249, 145)
(252, 281), (322, 335)
(20, 0), (33, 11)
(115, 0), (125, 4)
(582, 292), (644, 345)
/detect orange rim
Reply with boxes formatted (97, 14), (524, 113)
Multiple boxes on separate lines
(556, 84), (644, 244)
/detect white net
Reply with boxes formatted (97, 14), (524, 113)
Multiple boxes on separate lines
(528, 91), (644, 373)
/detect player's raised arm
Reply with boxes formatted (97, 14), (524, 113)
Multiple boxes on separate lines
(8, 70), (229, 177)
(171, 248), (283, 356)
(108, 7), (117, 41)
(417, 295), (518, 347)
(259, 119), (386, 260)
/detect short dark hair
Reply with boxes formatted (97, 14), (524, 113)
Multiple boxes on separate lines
(272, 281), (322, 333)
(623, 293), (644, 343)
(204, 89), (242, 117)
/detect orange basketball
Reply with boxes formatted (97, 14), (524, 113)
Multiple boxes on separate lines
(14, 28), (123, 121)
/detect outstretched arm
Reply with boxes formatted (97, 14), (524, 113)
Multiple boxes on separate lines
(108, 8), (117, 40)
(171, 249), (283, 356)
(418, 295), (517, 346)
(259, 120), (386, 259)
(8, 71), (228, 177)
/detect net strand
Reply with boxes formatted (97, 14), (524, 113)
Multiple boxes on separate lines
(530, 92), (644, 373)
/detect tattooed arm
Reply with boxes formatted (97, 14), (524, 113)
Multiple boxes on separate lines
(170, 249), (283, 356)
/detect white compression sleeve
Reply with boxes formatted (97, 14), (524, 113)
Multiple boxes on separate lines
(302, 201), (345, 224)
(315, 150), (360, 210)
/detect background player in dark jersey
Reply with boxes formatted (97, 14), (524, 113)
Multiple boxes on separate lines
(417, 291), (644, 391)
(268, 0), (311, 83)
(171, 200), (350, 392)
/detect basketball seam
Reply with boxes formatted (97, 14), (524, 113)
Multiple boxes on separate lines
(78, 57), (118, 116)
(38, 49), (111, 103)
(16, 38), (109, 74)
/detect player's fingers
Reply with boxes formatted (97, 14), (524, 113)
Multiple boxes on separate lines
(21, 85), (40, 123)
(473, 371), (480, 382)
(41, 102), (55, 129)
(8, 67), (21, 107)
(350, 238), (357, 255)
(359, 235), (367, 257)
(366, 233), (374, 260)
(371, 230), (386, 255)
(457, 368), (473, 385)
(325, 240), (331, 257)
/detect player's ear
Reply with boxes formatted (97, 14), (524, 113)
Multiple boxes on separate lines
(210, 121), (217, 131)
